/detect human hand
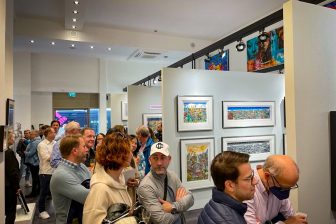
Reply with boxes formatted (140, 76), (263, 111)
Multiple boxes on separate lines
(175, 187), (188, 202)
(158, 198), (173, 213)
(284, 214), (308, 224)
(127, 178), (139, 187)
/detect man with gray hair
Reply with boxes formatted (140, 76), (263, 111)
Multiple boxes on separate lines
(244, 155), (308, 224)
(136, 125), (155, 177)
(50, 121), (81, 168)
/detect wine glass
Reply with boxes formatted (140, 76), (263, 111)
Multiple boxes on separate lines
(141, 209), (151, 224)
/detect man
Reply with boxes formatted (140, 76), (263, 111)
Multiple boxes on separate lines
(37, 127), (56, 219)
(51, 120), (62, 141)
(244, 155), (308, 224)
(136, 125), (155, 177)
(198, 151), (257, 224)
(16, 129), (32, 187)
(137, 142), (194, 224)
(50, 121), (81, 168)
(25, 130), (42, 197)
(50, 134), (91, 224)
(155, 122), (163, 142)
(80, 127), (95, 168)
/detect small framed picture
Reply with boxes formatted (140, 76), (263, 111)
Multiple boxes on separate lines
(177, 95), (213, 132)
(142, 113), (162, 131)
(222, 101), (275, 128)
(180, 138), (215, 190)
(121, 101), (128, 121)
(221, 135), (275, 162)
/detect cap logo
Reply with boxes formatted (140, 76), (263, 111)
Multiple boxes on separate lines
(156, 143), (164, 150)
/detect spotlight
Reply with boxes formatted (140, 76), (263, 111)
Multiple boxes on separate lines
(258, 29), (269, 42)
(236, 40), (246, 52)
(204, 53), (211, 63)
(158, 75), (162, 82)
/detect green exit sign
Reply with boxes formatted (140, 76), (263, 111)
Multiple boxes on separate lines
(68, 92), (77, 97)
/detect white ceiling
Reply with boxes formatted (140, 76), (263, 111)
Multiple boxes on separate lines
(13, 0), (288, 63)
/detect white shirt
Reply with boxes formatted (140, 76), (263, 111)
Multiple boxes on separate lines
(37, 139), (56, 175)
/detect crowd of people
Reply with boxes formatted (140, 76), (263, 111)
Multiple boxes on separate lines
(4, 119), (308, 224)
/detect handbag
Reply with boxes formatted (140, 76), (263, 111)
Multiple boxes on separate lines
(102, 203), (138, 224)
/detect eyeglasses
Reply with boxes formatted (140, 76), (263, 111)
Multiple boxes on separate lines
(241, 170), (255, 184)
(270, 175), (299, 191)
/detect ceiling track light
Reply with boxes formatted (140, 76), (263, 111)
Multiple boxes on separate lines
(258, 28), (269, 42)
(219, 48), (227, 58)
(74, 0), (79, 5)
(204, 53), (211, 63)
(158, 75), (162, 82)
(236, 39), (246, 52)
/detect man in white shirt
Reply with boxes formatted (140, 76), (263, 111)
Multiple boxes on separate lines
(37, 127), (56, 219)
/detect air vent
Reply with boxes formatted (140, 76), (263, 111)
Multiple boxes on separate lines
(129, 49), (163, 60)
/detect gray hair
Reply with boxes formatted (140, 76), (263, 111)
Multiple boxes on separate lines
(65, 121), (80, 132)
(136, 125), (150, 138)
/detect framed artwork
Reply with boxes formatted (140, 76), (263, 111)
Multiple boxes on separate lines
(180, 138), (215, 190)
(222, 101), (275, 128)
(204, 50), (229, 71)
(247, 26), (284, 72)
(143, 113), (162, 131)
(6, 99), (14, 126)
(222, 135), (275, 162)
(177, 95), (213, 132)
(121, 101), (128, 121)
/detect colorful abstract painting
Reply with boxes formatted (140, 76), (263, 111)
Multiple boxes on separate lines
(227, 106), (271, 120)
(247, 26), (284, 72)
(143, 113), (162, 132)
(186, 143), (209, 182)
(204, 50), (229, 71)
(183, 102), (207, 123)
(325, 1), (336, 9)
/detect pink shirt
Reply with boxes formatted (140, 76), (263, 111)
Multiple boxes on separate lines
(244, 168), (295, 224)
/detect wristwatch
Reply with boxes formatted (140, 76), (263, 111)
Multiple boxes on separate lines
(171, 205), (178, 214)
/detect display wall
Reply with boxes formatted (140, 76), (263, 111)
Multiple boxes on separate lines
(284, 1), (336, 223)
(161, 67), (284, 209)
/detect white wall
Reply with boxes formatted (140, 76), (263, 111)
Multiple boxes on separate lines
(162, 67), (284, 209)
(31, 91), (52, 129)
(284, 1), (336, 223)
(128, 86), (162, 135)
(110, 93), (128, 128)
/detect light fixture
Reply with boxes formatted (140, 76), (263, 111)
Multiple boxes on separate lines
(158, 75), (162, 82)
(219, 49), (227, 58)
(153, 78), (157, 84)
(90, 45), (94, 49)
(236, 39), (246, 52)
(51, 41), (55, 45)
(74, 0), (79, 5)
(72, 25), (76, 29)
(204, 53), (211, 63)
(258, 28), (269, 42)
(30, 40), (34, 43)
(72, 18), (77, 22)
(73, 10), (78, 14)
(107, 47), (111, 51)
(70, 43), (76, 49)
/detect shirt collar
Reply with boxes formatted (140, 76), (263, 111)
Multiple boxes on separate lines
(61, 158), (81, 169)
(255, 167), (268, 194)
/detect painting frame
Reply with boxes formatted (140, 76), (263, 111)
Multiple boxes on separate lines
(222, 101), (275, 128)
(180, 137), (215, 190)
(142, 113), (162, 131)
(221, 135), (275, 162)
(6, 98), (14, 126)
(177, 95), (213, 132)
(121, 101), (128, 121)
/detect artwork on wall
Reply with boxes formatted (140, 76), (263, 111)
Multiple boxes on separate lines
(121, 101), (128, 121)
(143, 113), (162, 131)
(177, 96), (213, 132)
(247, 26), (284, 72)
(180, 138), (215, 190)
(6, 99), (14, 127)
(324, 0), (336, 9)
(204, 50), (229, 71)
(222, 101), (275, 128)
(222, 135), (275, 162)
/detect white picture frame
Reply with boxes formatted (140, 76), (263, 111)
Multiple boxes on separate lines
(222, 101), (275, 128)
(221, 135), (275, 162)
(177, 95), (213, 132)
(180, 138), (215, 190)
(121, 101), (128, 121)
(143, 113), (162, 131)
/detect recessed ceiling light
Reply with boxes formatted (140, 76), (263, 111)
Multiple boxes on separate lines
(30, 40), (34, 43)
(71, 44), (75, 48)
(107, 47), (111, 51)
(72, 25), (76, 29)
(90, 46), (94, 49)
(51, 41), (55, 45)
(74, 0), (79, 5)
(72, 18), (77, 22)
(73, 10), (78, 14)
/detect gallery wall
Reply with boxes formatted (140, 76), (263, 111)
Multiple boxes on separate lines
(109, 93), (128, 128)
(284, 1), (336, 223)
(161, 67), (284, 209)
(128, 85), (162, 135)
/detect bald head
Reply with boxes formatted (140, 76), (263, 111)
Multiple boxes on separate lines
(263, 155), (299, 187)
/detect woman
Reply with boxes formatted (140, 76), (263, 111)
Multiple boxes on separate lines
(83, 132), (134, 224)
(125, 135), (140, 204)
(94, 133), (105, 151)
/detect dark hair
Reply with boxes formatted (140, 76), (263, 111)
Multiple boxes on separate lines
(106, 125), (125, 136)
(94, 133), (105, 150)
(211, 151), (250, 191)
(60, 134), (82, 158)
(129, 134), (140, 157)
(50, 120), (60, 127)
(44, 127), (54, 137)
(96, 132), (131, 171)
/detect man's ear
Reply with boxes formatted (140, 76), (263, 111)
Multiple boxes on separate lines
(224, 180), (235, 192)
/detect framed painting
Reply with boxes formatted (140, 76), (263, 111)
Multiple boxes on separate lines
(221, 135), (275, 162)
(204, 50), (229, 71)
(180, 138), (215, 190)
(222, 101), (275, 128)
(6, 99), (14, 126)
(121, 101), (128, 121)
(143, 113), (162, 131)
(177, 95), (213, 132)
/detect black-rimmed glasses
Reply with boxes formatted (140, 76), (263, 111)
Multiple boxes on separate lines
(270, 175), (299, 191)
(241, 170), (255, 184)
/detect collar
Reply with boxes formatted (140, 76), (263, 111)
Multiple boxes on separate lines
(255, 168), (268, 194)
(212, 188), (247, 216)
(60, 158), (81, 169)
